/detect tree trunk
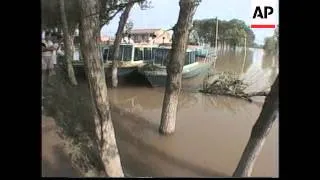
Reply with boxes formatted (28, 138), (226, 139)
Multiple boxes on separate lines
(159, 0), (200, 135)
(222, 40), (225, 51)
(111, 0), (134, 88)
(59, 0), (78, 86)
(78, 0), (124, 177)
(233, 76), (279, 177)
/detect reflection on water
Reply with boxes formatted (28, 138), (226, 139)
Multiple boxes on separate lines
(109, 48), (278, 177)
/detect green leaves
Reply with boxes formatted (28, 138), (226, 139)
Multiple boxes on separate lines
(42, 0), (80, 30)
(263, 27), (278, 54)
(192, 18), (255, 47)
(42, 0), (147, 30)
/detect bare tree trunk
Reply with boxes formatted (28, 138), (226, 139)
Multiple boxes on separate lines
(159, 0), (200, 135)
(233, 76), (279, 177)
(78, 0), (124, 177)
(222, 40), (225, 51)
(59, 0), (78, 86)
(111, 0), (134, 88)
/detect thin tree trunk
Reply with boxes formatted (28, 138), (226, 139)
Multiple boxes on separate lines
(59, 0), (78, 86)
(222, 40), (225, 51)
(159, 0), (200, 135)
(111, 0), (134, 88)
(233, 76), (279, 177)
(78, 0), (124, 177)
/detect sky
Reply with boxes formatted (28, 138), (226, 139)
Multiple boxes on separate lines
(101, 0), (279, 45)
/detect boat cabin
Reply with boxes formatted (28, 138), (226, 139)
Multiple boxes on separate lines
(151, 47), (197, 66)
(100, 44), (158, 64)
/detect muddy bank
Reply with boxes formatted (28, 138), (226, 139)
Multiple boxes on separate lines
(42, 116), (80, 177)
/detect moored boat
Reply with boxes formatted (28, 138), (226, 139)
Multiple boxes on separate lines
(138, 47), (214, 87)
(72, 43), (158, 77)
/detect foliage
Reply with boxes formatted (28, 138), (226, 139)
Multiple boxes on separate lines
(263, 26), (278, 54)
(124, 20), (134, 34)
(253, 42), (263, 49)
(192, 18), (255, 47)
(201, 72), (249, 96)
(41, 0), (80, 31)
(102, 0), (150, 25)
(41, 0), (146, 31)
(189, 29), (200, 44)
(138, 0), (153, 10)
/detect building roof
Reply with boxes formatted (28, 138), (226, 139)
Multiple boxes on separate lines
(130, 28), (161, 34)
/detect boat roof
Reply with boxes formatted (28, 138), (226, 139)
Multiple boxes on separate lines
(101, 43), (196, 52)
(101, 43), (159, 48)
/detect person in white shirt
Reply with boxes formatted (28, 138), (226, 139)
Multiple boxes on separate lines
(57, 43), (65, 56)
(51, 34), (63, 68)
(42, 33), (57, 83)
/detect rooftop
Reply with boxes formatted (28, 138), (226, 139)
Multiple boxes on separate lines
(130, 28), (161, 34)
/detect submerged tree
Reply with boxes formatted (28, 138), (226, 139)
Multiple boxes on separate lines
(78, 0), (124, 176)
(159, 0), (201, 135)
(111, 0), (151, 88)
(233, 75), (279, 177)
(111, 0), (135, 88)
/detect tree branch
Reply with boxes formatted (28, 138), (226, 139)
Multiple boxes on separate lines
(102, 8), (122, 25)
(83, 0), (145, 20)
(246, 91), (269, 97)
(199, 90), (270, 103)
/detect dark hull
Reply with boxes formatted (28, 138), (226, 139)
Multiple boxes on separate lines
(73, 64), (137, 78)
(105, 67), (137, 77)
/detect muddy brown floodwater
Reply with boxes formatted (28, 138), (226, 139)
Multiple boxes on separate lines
(109, 48), (279, 177)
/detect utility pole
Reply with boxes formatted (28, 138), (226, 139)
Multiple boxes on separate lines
(241, 33), (247, 74)
(213, 17), (219, 69)
(215, 17), (219, 52)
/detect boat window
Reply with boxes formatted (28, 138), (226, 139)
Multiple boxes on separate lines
(134, 47), (143, 61)
(143, 47), (152, 61)
(155, 49), (160, 63)
(107, 46), (114, 60)
(153, 48), (169, 66)
(121, 45), (133, 61)
(153, 48), (161, 65)
(185, 52), (190, 65)
(190, 51), (196, 63)
(102, 48), (109, 62)
(184, 51), (196, 65)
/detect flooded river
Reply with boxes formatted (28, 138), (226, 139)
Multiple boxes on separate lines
(108, 48), (279, 177)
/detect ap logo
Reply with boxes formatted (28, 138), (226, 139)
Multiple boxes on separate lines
(251, 0), (278, 28)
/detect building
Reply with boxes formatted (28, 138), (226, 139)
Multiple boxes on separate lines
(129, 28), (172, 44)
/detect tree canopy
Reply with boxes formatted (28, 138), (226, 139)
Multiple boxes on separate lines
(41, 0), (146, 32)
(192, 18), (255, 47)
(42, 0), (80, 32)
(263, 26), (278, 54)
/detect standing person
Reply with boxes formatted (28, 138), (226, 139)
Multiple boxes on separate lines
(42, 33), (56, 84)
(51, 33), (63, 69)
(56, 41), (65, 66)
